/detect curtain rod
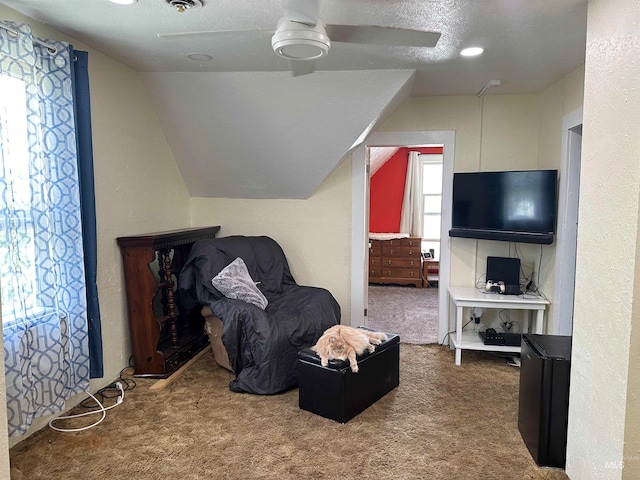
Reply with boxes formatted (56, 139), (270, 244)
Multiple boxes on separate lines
(0, 22), (58, 54)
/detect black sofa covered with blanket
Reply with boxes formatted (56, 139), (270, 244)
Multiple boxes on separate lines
(178, 235), (340, 394)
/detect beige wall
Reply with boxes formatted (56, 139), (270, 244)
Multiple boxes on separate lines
(0, 4), (603, 473)
(190, 72), (586, 335)
(0, 5), (192, 445)
(538, 65), (586, 171)
(626, 217), (640, 479)
(534, 64), (586, 327)
(566, 0), (640, 478)
(377, 93), (573, 329)
(90, 43), (191, 382)
(189, 91), (578, 332)
(379, 79), (584, 331)
(190, 158), (353, 322)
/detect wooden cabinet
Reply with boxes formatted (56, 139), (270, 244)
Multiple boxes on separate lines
(369, 237), (422, 288)
(117, 226), (220, 378)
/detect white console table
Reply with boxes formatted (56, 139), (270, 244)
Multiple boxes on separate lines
(448, 286), (549, 365)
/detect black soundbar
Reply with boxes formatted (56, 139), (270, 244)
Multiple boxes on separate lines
(449, 228), (554, 245)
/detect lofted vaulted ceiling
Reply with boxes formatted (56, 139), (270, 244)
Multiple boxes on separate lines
(0, 0), (588, 198)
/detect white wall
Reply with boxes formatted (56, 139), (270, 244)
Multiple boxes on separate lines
(0, 5), (192, 445)
(566, 1), (640, 478)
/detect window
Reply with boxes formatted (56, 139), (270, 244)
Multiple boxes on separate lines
(0, 73), (40, 322)
(422, 156), (443, 259)
(1, 24), (101, 436)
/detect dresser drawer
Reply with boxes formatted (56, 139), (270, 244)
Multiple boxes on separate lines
(404, 246), (421, 258)
(381, 238), (404, 247)
(369, 256), (381, 268)
(382, 257), (421, 269)
(383, 246), (421, 258)
(381, 268), (421, 279)
(382, 246), (402, 257)
(402, 237), (422, 247)
(369, 240), (382, 257)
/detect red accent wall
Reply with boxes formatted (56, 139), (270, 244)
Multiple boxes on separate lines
(369, 146), (443, 233)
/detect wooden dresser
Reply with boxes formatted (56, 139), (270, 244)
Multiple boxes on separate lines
(117, 226), (220, 378)
(369, 237), (422, 288)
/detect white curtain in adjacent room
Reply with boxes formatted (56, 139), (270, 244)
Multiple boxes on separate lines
(399, 151), (423, 236)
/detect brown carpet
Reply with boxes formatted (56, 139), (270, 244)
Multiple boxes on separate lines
(367, 285), (439, 344)
(9, 345), (568, 480)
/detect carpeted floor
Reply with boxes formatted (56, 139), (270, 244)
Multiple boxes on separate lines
(367, 285), (439, 344)
(9, 344), (568, 480)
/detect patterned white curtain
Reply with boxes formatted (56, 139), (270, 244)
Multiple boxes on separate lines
(0, 22), (90, 436)
(399, 150), (423, 236)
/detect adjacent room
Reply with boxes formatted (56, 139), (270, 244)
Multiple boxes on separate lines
(367, 146), (443, 344)
(0, 1), (639, 479)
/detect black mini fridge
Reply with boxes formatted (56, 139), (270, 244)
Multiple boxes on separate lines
(518, 334), (572, 469)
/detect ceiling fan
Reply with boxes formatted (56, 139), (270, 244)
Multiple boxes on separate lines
(158, 0), (441, 76)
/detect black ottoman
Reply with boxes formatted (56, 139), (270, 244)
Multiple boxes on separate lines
(297, 329), (400, 423)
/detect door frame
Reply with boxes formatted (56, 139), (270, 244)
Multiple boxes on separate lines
(351, 130), (455, 343)
(552, 108), (583, 335)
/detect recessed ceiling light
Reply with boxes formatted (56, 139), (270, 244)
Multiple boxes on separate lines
(187, 53), (213, 62)
(108, 0), (137, 4)
(461, 47), (484, 57)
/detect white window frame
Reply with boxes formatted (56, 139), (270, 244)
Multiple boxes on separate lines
(422, 154), (444, 257)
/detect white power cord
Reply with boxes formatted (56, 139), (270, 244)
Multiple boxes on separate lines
(48, 382), (125, 433)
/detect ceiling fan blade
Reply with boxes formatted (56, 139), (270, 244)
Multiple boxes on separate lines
(325, 25), (441, 48)
(283, 0), (319, 26)
(289, 59), (316, 76)
(158, 28), (273, 40)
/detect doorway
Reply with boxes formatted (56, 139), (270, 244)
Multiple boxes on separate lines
(366, 148), (443, 343)
(351, 131), (455, 344)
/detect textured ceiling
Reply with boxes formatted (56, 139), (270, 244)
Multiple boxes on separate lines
(0, 0), (587, 96)
(0, 0), (588, 199)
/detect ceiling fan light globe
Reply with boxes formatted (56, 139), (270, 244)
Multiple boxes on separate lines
(273, 39), (329, 60)
(272, 18), (330, 61)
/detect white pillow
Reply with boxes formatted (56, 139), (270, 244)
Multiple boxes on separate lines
(211, 257), (268, 309)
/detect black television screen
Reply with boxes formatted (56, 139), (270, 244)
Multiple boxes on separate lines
(449, 169), (558, 245)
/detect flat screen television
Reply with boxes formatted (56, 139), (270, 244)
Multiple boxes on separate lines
(449, 169), (558, 245)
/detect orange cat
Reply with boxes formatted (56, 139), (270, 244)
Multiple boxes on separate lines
(311, 325), (387, 373)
